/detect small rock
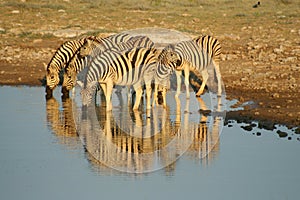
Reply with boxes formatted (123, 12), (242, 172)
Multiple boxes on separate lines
(33, 39), (43, 43)
(226, 54), (238, 60)
(275, 105), (281, 109)
(271, 93), (280, 98)
(256, 132), (261, 136)
(295, 128), (300, 134)
(254, 111), (260, 115)
(0, 71), (4, 74)
(269, 53), (277, 62)
(193, 18), (200, 22)
(282, 57), (297, 63)
(241, 125), (253, 131)
(181, 13), (191, 17)
(18, 77), (22, 81)
(146, 18), (155, 23)
(277, 130), (288, 138)
(58, 9), (66, 13)
(12, 10), (20, 14)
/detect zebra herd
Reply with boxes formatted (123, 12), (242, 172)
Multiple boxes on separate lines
(45, 32), (222, 111)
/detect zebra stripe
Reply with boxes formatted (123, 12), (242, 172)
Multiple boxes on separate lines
(45, 36), (94, 98)
(62, 35), (155, 96)
(152, 44), (181, 107)
(81, 46), (180, 111)
(78, 32), (133, 58)
(62, 52), (89, 95)
(174, 35), (222, 97)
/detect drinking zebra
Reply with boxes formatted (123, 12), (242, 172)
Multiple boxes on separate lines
(62, 35), (155, 97)
(173, 35), (222, 98)
(45, 37), (88, 98)
(45, 32), (133, 99)
(80, 45), (180, 111)
(78, 32), (135, 58)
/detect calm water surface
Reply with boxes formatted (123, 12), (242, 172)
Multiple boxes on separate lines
(0, 86), (299, 200)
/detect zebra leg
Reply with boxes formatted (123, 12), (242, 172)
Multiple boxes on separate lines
(213, 60), (222, 96)
(175, 70), (181, 98)
(105, 81), (113, 111)
(99, 83), (107, 104)
(133, 87), (143, 110)
(196, 69), (208, 97)
(152, 83), (158, 107)
(145, 82), (152, 110)
(184, 67), (190, 99)
(127, 86), (131, 106)
(71, 86), (76, 97)
(161, 86), (167, 108)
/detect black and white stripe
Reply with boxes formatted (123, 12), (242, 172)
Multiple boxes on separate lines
(78, 32), (133, 58)
(81, 45), (180, 111)
(62, 35), (155, 96)
(174, 35), (222, 97)
(45, 37), (93, 98)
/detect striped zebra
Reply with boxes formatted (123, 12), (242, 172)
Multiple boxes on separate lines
(46, 32), (133, 98)
(45, 37), (91, 98)
(62, 35), (155, 97)
(78, 32), (134, 58)
(174, 35), (222, 98)
(81, 46), (180, 111)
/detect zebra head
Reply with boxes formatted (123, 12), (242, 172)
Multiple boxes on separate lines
(62, 67), (76, 92)
(156, 44), (181, 80)
(80, 81), (98, 106)
(79, 37), (103, 58)
(46, 67), (60, 90)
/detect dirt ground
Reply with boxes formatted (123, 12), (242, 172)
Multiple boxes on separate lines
(0, 0), (299, 128)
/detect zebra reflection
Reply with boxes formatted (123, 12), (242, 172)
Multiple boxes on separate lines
(45, 97), (80, 148)
(174, 96), (222, 166)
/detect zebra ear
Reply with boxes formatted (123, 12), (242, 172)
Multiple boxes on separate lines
(43, 62), (47, 70)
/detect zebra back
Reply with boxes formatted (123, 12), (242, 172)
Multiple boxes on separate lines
(78, 33), (132, 58)
(109, 35), (155, 52)
(193, 35), (221, 63)
(85, 47), (158, 86)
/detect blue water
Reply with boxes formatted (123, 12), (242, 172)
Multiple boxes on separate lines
(0, 86), (299, 200)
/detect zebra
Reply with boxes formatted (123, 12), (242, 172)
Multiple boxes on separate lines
(78, 32), (134, 58)
(173, 35), (222, 98)
(80, 45), (180, 111)
(62, 35), (155, 97)
(45, 32), (133, 99)
(45, 37), (91, 98)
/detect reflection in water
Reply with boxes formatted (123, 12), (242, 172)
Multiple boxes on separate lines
(45, 97), (80, 149)
(45, 91), (223, 174)
(74, 90), (223, 173)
